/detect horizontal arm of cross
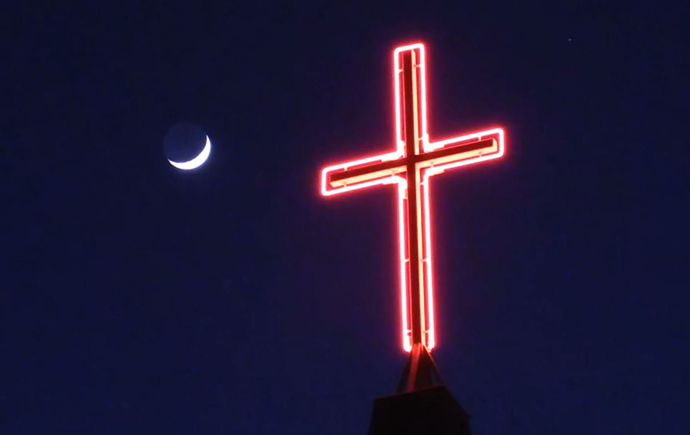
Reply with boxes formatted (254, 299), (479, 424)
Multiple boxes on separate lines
(328, 137), (498, 189)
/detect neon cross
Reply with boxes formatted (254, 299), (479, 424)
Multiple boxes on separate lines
(320, 43), (505, 352)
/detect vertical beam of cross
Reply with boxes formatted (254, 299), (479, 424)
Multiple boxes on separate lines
(321, 43), (505, 352)
(400, 49), (426, 347)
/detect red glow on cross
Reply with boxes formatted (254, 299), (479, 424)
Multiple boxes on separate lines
(320, 43), (505, 352)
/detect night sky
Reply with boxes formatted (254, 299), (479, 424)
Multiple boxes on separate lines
(1, 1), (689, 433)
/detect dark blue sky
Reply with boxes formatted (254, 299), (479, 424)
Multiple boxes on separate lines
(1, 1), (688, 433)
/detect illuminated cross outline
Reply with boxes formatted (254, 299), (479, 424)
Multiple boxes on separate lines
(321, 43), (505, 352)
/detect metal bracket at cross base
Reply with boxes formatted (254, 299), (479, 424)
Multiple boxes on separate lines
(397, 343), (446, 393)
(371, 342), (472, 434)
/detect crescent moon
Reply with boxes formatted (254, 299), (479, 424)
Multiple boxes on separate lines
(168, 136), (212, 170)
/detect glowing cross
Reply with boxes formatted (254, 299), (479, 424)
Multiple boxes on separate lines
(321, 43), (505, 353)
